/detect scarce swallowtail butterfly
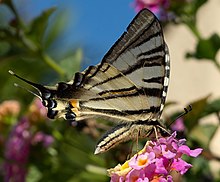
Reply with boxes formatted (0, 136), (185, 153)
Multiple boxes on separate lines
(9, 9), (170, 154)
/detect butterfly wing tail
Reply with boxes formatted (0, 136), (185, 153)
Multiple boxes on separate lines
(94, 121), (157, 154)
(94, 123), (133, 154)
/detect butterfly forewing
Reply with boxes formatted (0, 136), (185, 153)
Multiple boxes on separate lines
(75, 9), (169, 122)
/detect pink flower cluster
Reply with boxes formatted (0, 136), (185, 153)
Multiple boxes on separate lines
(133, 0), (170, 21)
(32, 131), (54, 147)
(108, 132), (202, 182)
(3, 99), (54, 182)
(4, 117), (31, 182)
(0, 100), (20, 121)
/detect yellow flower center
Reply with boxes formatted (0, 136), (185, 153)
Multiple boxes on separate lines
(138, 158), (148, 166)
(121, 160), (129, 170)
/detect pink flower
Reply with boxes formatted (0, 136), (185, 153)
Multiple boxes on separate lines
(108, 132), (202, 182)
(110, 174), (125, 182)
(0, 100), (20, 121)
(160, 144), (176, 159)
(144, 163), (156, 179)
(4, 163), (27, 182)
(32, 131), (54, 147)
(2, 98), (54, 182)
(129, 152), (155, 170)
(28, 98), (48, 122)
(171, 158), (192, 175)
(171, 118), (185, 132)
(126, 169), (144, 182)
(132, 0), (170, 21)
(178, 145), (203, 157)
(154, 158), (168, 174)
(4, 117), (31, 182)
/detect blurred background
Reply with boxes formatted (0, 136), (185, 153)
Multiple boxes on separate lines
(0, 0), (220, 181)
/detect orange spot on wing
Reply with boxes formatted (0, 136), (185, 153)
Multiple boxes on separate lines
(69, 99), (80, 116)
(70, 99), (79, 108)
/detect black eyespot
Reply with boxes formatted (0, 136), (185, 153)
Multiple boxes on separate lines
(47, 109), (58, 119)
(58, 82), (69, 91)
(47, 99), (57, 109)
(65, 112), (76, 120)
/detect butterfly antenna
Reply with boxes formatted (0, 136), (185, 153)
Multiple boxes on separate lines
(13, 83), (42, 99)
(8, 70), (49, 97)
(168, 105), (192, 128)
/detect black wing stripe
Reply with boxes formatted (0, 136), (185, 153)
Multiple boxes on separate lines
(123, 57), (164, 76)
(86, 34), (164, 84)
(81, 11), (163, 91)
(85, 87), (162, 102)
(98, 85), (137, 96)
(102, 11), (156, 64)
(133, 27), (162, 49)
(87, 55), (164, 90)
(142, 76), (163, 84)
(137, 45), (165, 58)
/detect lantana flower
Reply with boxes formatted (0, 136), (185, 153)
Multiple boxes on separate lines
(171, 118), (185, 132)
(0, 100), (20, 121)
(108, 132), (202, 182)
(3, 99), (54, 182)
(133, 0), (170, 21)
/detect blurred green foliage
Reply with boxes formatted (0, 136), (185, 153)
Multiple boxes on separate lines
(0, 1), (111, 182)
(0, 0), (220, 182)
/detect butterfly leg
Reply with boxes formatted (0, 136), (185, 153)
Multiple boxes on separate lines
(153, 126), (158, 140)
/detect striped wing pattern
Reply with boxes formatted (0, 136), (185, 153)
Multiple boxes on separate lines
(11, 9), (170, 154)
(74, 9), (169, 123)
(64, 9), (171, 153)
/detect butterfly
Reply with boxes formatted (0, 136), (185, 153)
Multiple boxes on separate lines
(9, 8), (170, 154)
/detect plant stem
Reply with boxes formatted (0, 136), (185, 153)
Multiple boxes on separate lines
(216, 112), (220, 124)
(213, 59), (220, 72)
(41, 53), (65, 77)
(187, 23), (201, 40)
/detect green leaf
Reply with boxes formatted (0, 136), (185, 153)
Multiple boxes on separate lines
(60, 48), (82, 80)
(171, 0), (207, 23)
(27, 7), (56, 44)
(184, 95), (210, 130)
(0, 41), (10, 56)
(201, 98), (220, 117)
(190, 124), (217, 149)
(186, 33), (220, 61)
(43, 10), (71, 49)
(189, 0), (207, 15)
(26, 165), (42, 182)
(183, 156), (212, 181)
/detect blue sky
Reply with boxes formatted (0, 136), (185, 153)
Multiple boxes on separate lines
(15, 0), (136, 68)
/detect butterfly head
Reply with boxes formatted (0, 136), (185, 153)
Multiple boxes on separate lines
(9, 70), (78, 122)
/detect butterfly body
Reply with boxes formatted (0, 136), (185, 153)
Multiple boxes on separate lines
(9, 9), (170, 154)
